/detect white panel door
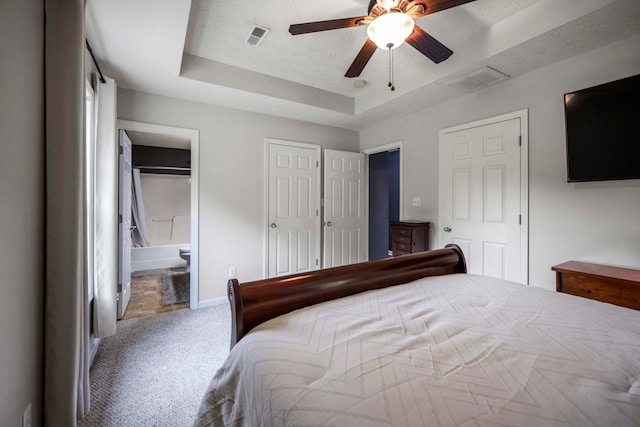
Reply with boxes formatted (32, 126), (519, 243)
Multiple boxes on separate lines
(324, 150), (367, 268)
(117, 130), (132, 319)
(268, 142), (320, 277)
(440, 117), (522, 282)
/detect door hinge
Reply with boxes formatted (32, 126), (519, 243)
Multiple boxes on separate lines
(316, 209), (319, 216)
(518, 214), (522, 225)
(119, 145), (123, 155)
(119, 214), (123, 224)
(316, 160), (319, 167)
(117, 282), (122, 293)
(316, 259), (319, 266)
(518, 135), (522, 146)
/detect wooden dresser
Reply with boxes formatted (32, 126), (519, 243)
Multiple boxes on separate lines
(390, 221), (430, 256)
(552, 261), (640, 310)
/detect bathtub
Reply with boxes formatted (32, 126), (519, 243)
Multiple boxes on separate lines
(131, 243), (187, 272)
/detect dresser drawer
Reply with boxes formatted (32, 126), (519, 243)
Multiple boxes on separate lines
(394, 250), (411, 256)
(394, 227), (412, 237)
(394, 243), (411, 252)
(620, 285), (640, 310)
(393, 235), (411, 244)
(560, 274), (620, 305)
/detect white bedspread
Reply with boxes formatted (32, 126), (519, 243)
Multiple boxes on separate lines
(194, 274), (640, 426)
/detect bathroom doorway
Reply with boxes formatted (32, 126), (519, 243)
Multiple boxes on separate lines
(117, 120), (199, 319)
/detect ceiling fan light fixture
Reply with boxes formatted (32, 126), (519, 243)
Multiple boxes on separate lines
(379, 0), (400, 12)
(367, 12), (415, 50)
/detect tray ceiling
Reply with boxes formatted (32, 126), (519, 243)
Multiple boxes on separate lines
(85, 0), (640, 130)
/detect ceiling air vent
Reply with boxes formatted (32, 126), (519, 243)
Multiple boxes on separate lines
(447, 66), (510, 92)
(245, 24), (270, 47)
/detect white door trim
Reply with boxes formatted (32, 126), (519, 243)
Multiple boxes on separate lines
(438, 109), (529, 283)
(264, 138), (322, 277)
(117, 120), (201, 308)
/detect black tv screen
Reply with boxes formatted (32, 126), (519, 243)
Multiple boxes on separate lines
(564, 74), (640, 182)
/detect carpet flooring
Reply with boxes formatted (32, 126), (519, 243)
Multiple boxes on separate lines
(79, 304), (230, 426)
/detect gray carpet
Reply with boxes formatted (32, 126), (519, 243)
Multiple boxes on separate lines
(79, 304), (230, 426)
(162, 272), (190, 305)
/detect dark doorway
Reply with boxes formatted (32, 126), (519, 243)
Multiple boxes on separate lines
(369, 149), (400, 260)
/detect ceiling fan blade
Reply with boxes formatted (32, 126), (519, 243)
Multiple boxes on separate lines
(345, 39), (378, 78)
(420, 0), (476, 16)
(289, 17), (367, 35)
(405, 26), (453, 64)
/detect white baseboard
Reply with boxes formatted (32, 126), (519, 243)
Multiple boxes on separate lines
(195, 296), (227, 309)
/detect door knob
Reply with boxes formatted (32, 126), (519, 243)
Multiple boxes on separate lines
(270, 223), (277, 228)
(443, 226), (452, 232)
(326, 221), (332, 227)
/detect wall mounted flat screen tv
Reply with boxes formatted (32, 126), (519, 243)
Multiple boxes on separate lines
(564, 73), (640, 182)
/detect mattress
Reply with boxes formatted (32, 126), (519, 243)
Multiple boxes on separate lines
(194, 274), (640, 426)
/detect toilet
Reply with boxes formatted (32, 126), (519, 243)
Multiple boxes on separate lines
(179, 245), (191, 271)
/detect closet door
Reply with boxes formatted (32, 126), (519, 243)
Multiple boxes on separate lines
(323, 150), (366, 268)
(439, 114), (526, 283)
(267, 140), (321, 277)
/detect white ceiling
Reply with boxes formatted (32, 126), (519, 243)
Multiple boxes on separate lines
(85, 0), (640, 130)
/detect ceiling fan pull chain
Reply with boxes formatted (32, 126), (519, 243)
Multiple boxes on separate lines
(387, 44), (395, 91)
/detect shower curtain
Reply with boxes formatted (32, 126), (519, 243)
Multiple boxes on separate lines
(131, 168), (150, 247)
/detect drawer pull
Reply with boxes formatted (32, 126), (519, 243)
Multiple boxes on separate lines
(582, 289), (592, 293)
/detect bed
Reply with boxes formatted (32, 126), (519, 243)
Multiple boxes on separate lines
(194, 245), (640, 426)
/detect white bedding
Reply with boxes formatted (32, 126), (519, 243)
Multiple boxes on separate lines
(194, 274), (640, 426)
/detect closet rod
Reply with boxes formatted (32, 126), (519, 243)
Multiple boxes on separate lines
(85, 39), (106, 84)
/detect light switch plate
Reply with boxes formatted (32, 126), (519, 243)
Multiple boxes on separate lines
(412, 197), (421, 207)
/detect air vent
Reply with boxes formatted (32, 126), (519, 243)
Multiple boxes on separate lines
(245, 24), (270, 47)
(447, 66), (510, 92)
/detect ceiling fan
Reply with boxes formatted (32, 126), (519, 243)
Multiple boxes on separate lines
(289, 0), (476, 82)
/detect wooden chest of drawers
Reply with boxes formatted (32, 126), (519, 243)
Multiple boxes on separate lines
(552, 261), (640, 310)
(390, 221), (430, 256)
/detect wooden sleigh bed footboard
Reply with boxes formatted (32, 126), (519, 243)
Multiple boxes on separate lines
(227, 244), (466, 348)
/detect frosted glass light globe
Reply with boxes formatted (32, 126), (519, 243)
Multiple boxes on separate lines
(367, 12), (415, 50)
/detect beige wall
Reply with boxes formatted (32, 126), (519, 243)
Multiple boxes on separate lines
(360, 35), (640, 290)
(118, 90), (360, 301)
(0, 0), (44, 424)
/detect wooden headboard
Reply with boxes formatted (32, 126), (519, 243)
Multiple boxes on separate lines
(227, 244), (467, 348)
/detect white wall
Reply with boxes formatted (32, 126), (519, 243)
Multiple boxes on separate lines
(360, 35), (640, 290)
(118, 90), (360, 300)
(0, 0), (44, 424)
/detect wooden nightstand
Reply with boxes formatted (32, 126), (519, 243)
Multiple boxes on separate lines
(390, 221), (430, 256)
(552, 261), (640, 310)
